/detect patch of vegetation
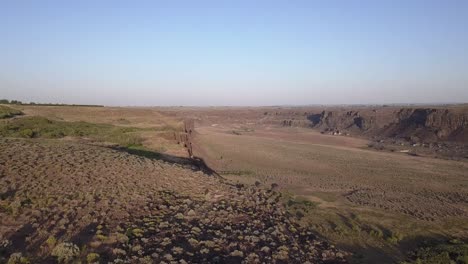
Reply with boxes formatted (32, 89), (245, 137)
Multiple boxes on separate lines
(283, 195), (318, 220)
(130, 228), (144, 238)
(230, 127), (255, 135)
(0, 116), (144, 147)
(86, 253), (100, 263)
(0, 98), (103, 107)
(45, 236), (57, 248)
(386, 230), (404, 244)
(231, 130), (242, 135)
(96, 234), (107, 241)
(6, 252), (30, 264)
(369, 227), (384, 239)
(0, 105), (23, 119)
(0, 203), (13, 214)
(219, 170), (254, 176)
(401, 239), (468, 264)
(51, 242), (80, 263)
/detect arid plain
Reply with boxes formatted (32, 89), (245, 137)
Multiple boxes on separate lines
(1, 104), (467, 263)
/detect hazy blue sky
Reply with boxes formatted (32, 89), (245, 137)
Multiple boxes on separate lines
(1, 0), (467, 106)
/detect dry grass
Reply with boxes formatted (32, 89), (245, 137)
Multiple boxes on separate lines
(4, 105), (189, 158)
(13, 105), (183, 130)
(0, 105), (23, 119)
(194, 125), (468, 263)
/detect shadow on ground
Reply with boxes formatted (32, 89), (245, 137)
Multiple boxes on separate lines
(110, 146), (220, 177)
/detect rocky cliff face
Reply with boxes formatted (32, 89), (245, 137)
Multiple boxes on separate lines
(308, 108), (468, 143)
(379, 108), (468, 142)
(278, 107), (468, 143)
(310, 110), (379, 132)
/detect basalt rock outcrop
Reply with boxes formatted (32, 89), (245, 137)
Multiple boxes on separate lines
(279, 107), (468, 143)
(382, 108), (468, 142)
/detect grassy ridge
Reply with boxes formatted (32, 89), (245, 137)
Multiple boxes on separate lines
(0, 105), (23, 119)
(0, 116), (144, 147)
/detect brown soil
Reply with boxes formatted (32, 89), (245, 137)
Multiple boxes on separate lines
(194, 126), (468, 222)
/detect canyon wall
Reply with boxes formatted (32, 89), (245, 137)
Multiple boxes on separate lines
(277, 107), (468, 143)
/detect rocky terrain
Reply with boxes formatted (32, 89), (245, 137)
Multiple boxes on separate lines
(272, 106), (468, 143)
(158, 105), (468, 144)
(0, 138), (347, 263)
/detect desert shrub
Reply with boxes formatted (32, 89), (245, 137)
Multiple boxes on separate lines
(86, 253), (100, 263)
(386, 231), (404, 244)
(18, 129), (34, 138)
(0, 203), (13, 214)
(96, 234), (107, 241)
(7, 253), (30, 264)
(284, 196), (318, 220)
(350, 222), (361, 233)
(46, 236), (57, 248)
(286, 197), (317, 210)
(131, 228), (144, 238)
(9, 200), (22, 216)
(369, 227), (384, 238)
(295, 210), (305, 219)
(333, 225), (347, 236)
(401, 240), (468, 264)
(51, 242), (80, 263)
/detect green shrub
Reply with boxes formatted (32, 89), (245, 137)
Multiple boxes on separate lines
(286, 197), (317, 211)
(131, 228), (144, 238)
(386, 231), (404, 244)
(350, 222), (361, 233)
(46, 236), (57, 248)
(19, 129), (34, 138)
(0, 116), (144, 147)
(51, 242), (80, 263)
(7, 252), (30, 264)
(369, 228), (384, 238)
(402, 240), (468, 264)
(86, 253), (100, 263)
(96, 234), (107, 241)
(0, 106), (22, 119)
